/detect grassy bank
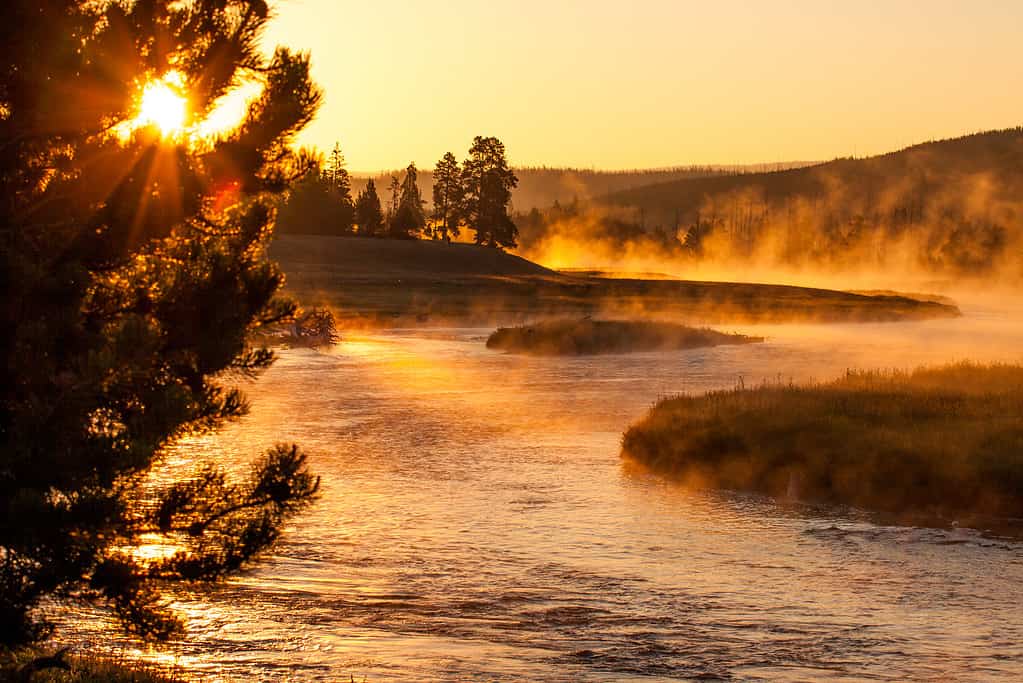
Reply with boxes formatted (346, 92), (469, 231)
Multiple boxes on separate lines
(269, 235), (960, 327)
(621, 363), (1023, 520)
(1, 648), (182, 682)
(486, 319), (763, 355)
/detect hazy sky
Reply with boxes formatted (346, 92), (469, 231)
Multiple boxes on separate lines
(263, 0), (1023, 172)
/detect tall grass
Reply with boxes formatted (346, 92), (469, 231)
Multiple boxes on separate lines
(0, 648), (184, 682)
(622, 363), (1023, 519)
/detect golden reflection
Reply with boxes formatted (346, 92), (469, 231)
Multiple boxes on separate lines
(130, 533), (184, 564)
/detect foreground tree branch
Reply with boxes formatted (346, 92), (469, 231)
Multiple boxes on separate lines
(0, 0), (322, 645)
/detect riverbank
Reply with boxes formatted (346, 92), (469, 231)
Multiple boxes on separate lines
(0, 648), (182, 682)
(622, 363), (1023, 521)
(486, 319), (763, 355)
(269, 235), (960, 327)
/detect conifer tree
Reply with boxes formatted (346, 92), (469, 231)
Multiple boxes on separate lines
(0, 0), (321, 644)
(390, 163), (426, 239)
(461, 136), (519, 248)
(432, 152), (464, 241)
(387, 174), (401, 222)
(326, 141), (353, 208)
(355, 178), (385, 237)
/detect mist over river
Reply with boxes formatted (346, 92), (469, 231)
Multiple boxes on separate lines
(64, 304), (1023, 681)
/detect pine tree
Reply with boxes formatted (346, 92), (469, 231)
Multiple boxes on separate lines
(277, 160), (354, 236)
(390, 163), (426, 239)
(432, 152), (464, 241)
(326, 141), (353, 208)
(0, 0), (321, 644)
(387, 174), (401, 222)
(461, 136), (519, 248)
(355, 178), (385, 237)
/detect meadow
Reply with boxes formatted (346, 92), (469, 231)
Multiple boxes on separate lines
(270, 235), (960, 327)
(622, 363), (1023, 520)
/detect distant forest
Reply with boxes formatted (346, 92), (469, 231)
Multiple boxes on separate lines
(516, 128), (1023, 278)
(351, 162), (815, 212)
(277, 127), (1023, 279)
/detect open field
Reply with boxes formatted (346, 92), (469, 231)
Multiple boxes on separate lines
(621, 363), (1023, 521)
(270, 235), (960, 327)
(486, 318), (762, 355)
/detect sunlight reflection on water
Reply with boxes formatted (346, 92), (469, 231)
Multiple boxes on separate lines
(62, 305), (1023, 681)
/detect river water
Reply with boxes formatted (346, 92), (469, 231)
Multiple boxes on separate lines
(67, 307), (1023, 681)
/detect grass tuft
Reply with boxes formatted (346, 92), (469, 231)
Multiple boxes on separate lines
(622, 362), (1023, 520)
(487, 318), (763, 355)
(1, 648), (185, 682)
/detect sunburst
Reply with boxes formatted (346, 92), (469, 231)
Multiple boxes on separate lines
(134, 72), (188, 137)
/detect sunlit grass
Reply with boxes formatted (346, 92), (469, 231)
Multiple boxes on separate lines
(487, 318), (763, 355)
(0, 648), (184, 682)
(622, 362), (1023, 520)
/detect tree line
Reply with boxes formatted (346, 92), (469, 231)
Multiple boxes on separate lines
(277, 136), (520, 249)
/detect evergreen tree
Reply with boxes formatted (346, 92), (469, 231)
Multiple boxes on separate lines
(355, 179), (385, 237)
(432, 152), (464, 241)
(461, 136), (519, 248)
(325, 141), (353, 208)
(0, 0), (321, 644)
(390, 163), (426, 239)
(277, 160), (354, 236)
(387, 174), (401, 222)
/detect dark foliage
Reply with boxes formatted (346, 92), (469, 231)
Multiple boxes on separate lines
(430, 152), (463, 240)
(276, 143), (355, 236)
(389, 163), (425, 239)
(462, 136), (519, 249)
(0, 0), (320, 644)
(355, 178), (385, 237)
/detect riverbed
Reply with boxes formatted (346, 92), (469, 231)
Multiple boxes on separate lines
(65, 306), (1023, 681)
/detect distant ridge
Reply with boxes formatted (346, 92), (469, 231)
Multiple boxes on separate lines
(348, 162), (817, 212)
(603, 127), (1023, 220)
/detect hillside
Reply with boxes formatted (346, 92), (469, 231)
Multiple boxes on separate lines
(270, 234), (553, 278)
(515, 127), (1023, 280)
(269, 235), (958, 327)
(348, 162), (814, 213)
(607, 128), (1023, 216)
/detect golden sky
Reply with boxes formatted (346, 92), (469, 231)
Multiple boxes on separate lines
(263, 0), (1023, 172)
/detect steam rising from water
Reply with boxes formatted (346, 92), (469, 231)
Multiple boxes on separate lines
(58, 308), (1023, 681)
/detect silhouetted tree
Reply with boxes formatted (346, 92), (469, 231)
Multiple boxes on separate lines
(387, 174), (401, 223)
(325, 141), (353, 208)
(389, 163), (426, 239)
(355, 178), (385, 236)
(0, 0), (321, 645)
(432, 152), (463, 240)
(462, 136), (519, 248)
(276, 161), (355, 235)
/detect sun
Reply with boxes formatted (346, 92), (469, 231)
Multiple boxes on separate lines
(135, 72), (188, 137)
(116, 70), (259, 145)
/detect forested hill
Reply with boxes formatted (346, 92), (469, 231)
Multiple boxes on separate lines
(588, 127), (1023, 276)
(350, 163), (814, 213)
(605, 128), (1023, 224)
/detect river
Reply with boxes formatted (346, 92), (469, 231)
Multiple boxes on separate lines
(66, 306), (1023, 681)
